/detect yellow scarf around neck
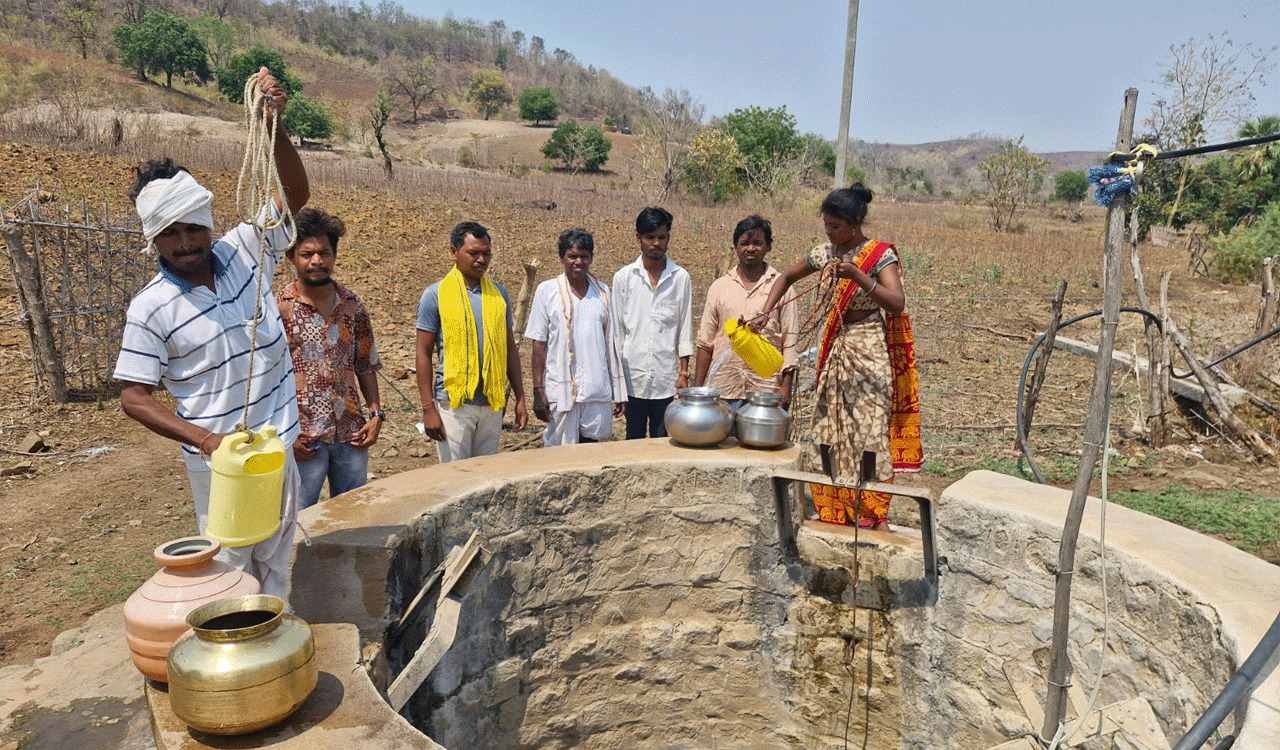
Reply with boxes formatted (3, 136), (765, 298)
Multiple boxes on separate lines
(439, 266), (508, 410)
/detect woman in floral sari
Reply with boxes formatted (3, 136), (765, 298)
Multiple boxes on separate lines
(758, 183), (921, 529)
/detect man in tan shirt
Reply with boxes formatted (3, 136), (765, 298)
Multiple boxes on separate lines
(693, 215), (799, 408)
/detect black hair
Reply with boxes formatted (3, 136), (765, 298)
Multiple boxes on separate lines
(290, 207), (346, 256)
(732, 214), (772, 247)
(557, 227), (594, 257)
(635, 206), (673, 235)
(129, 158), (188, 203)
(819, 182), (874, 225)
(450, 221), (490, 249)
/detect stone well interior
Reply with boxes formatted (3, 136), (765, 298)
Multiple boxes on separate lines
(291, 441), (1280, 750)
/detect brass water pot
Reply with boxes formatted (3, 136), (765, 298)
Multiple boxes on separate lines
(167, 594), (317, 735)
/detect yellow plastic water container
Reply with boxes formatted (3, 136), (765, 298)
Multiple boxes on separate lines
(724, 318), (784, 379)
(206, 426), (286, 547)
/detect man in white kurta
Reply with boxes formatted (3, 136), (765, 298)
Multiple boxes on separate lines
(527, 228), (627, 446)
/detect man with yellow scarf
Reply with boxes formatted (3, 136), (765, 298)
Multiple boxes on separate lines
(416, 222), (528, 462)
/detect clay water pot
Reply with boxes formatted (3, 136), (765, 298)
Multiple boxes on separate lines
(665, 387), (734, 447)
(122, 536), (261, 682)
(735, 391), (791, 449)
(167, 594), (317, 735)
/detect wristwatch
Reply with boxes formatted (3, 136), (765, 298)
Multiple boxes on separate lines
(369, 409), (386, 420)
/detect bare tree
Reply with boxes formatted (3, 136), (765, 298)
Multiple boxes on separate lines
(633, 88), (704, 200)
(1145, 35), (1275, 223)
(114, 0), (147, 25)
(383, 53), (438, 124)
(368, 89), (394, 178)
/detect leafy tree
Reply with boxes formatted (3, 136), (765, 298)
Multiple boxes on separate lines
(541, 119), (611, 172)
(1136, 115), (1280, 236)
(113, 11), (211, 88)
(467, 69), (512, 120)
(494, 46), (508, 71)
(680, 127), (745, 202)
(719, 105), (803, 190)
(635, 87), (704, 200)
(60, 0), (100, 60)
(384, 54), (437, 124)
(800, 132), (836, 178)
(217, 46), (301, 104)
(1145, 35), (1274, 223)
(978, 136), (1049, 232)
(189, 15), (242, 72)
(518, 87), (558, 125)
(1051, 170), (1089, 202)
(281, 95), (332, 144)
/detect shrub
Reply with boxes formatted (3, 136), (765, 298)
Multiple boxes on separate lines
(1210, 200), (1280, 283)
(541, 120), (611, 172)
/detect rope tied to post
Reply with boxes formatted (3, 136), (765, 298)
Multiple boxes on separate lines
(1088, 144), (1158, 207)
(234, 73), (294, 432)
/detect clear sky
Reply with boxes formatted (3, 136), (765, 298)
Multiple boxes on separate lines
(401, 1), (1279, 153)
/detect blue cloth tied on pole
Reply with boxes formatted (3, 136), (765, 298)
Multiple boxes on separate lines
(1087, 164), (1135, 207)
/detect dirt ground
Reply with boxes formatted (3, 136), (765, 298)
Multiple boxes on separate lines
(2, 136), (1278, 671)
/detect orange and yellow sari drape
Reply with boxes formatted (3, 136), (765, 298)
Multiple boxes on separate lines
(807, 241), (922, 527)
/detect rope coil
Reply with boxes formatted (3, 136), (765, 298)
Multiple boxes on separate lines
(234, 74), (294, 432)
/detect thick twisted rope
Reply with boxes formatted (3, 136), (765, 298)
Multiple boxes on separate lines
(234, 75), (294, 431)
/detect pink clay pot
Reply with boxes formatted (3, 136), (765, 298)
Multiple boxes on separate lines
(122, 536), (261, 682)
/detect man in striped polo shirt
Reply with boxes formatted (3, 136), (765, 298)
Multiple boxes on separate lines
(113, 68), (310, 599)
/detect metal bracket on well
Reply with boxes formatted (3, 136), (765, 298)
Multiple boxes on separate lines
(771, 466), (939, 606)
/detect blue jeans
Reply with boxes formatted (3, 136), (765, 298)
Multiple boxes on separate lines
(296, 441), (369, 510)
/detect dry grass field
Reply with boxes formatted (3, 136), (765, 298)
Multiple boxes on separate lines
(1, 124), (1277, 670)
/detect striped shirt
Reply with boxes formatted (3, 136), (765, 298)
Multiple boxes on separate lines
(114, 219), (300, 461)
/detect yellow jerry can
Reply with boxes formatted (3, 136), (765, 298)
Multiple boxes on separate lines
(724, 318), (783, 379)
(206, 426), (285, 547)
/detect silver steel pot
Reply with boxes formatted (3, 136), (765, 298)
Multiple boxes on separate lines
(735, 391), (790, 449)
(665, 387), (734, 447)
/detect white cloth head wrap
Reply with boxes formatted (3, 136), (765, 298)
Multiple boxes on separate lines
(135, 170), (215, 254)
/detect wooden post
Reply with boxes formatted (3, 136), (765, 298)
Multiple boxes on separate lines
(1160, 271), (1174, 432)
(1018, 278), (1067, 482)
(1041, 87), (1138, 743)
(3, 220), (68, 402)
(511, 258), (540, 343)
(1167, 318), (1275, 460)
(1256, 256), (1277, 336)
(1129, 206), (1167, 446)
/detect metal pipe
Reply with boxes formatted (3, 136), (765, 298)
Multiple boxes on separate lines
(1172, 609), (1280, 750)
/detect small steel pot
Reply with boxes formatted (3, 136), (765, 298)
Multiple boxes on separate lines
(735, 391), (791, 449)
(665, 387), (734, 447)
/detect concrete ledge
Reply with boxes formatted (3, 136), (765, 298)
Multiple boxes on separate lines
(147, 623), (442, 749)
(290, 438), (798, 637)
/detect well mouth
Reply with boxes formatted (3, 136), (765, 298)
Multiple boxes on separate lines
(291, 444), (1279, 750)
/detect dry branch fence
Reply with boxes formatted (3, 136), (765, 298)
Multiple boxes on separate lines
(2, 188), (151, 402)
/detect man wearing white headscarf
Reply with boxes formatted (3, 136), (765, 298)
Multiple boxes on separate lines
(113, 68), (310, 600)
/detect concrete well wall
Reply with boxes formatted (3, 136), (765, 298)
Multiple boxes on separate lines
(292, 444), (1280, 750)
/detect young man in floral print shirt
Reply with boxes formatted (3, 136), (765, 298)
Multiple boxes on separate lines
(277, 207), (383, 509)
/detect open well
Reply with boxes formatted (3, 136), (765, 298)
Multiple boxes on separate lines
(289, 440), (1280, 750)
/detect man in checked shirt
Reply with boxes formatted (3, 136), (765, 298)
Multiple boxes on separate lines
(277, 207), (383, 509)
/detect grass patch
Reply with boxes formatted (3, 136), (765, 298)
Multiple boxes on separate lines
(1108, 485), (1280, 555)
(923, 454), (1141, 483)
